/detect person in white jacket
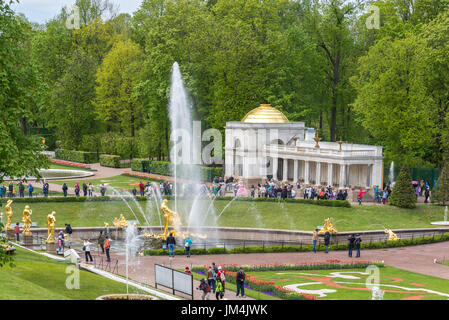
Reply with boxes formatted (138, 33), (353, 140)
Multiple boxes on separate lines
(83, 239), (93, 263)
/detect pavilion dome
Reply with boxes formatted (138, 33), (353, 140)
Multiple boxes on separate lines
(241, 104), (289, 123)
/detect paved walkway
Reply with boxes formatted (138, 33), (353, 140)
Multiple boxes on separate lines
(83, 240), (449, 300)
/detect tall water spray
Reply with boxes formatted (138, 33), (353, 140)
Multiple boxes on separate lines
(388, 161), (395, 183)
(168, 62), (216, 236)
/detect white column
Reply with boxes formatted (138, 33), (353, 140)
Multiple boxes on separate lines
(328, 163), (333, 187)
(272, 157), (278, 180)
(339, 164), (345, 187)
(283, 158), (288, 181)
(293, 160), (298, 183)
(316, 162), (321, 186)
(304, 161), (310, 185)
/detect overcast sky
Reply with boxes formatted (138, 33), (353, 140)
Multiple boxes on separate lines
(11, 0), (143, 24)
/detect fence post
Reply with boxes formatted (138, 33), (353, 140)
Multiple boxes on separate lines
(262, 241), (265, 253)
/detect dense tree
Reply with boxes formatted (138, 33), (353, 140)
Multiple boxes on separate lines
(0, 0), (48, 182)
(389, 164), (417, 208)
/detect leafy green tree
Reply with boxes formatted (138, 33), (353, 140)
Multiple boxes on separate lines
(0, 0), (48, 182)
(95, 39), (144, 139)
(389, 164), (417, 209)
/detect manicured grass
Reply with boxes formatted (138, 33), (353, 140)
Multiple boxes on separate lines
(243, 266), (449, 300)
(0, 247), (149, 300)
(48, 175), (159, 194)
(5, 198), (446, 232)
(48, 164), (90, 171)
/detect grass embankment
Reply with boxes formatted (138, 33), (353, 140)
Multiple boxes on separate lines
(1, 197), (446, 232)
(0, 247), (148, 300)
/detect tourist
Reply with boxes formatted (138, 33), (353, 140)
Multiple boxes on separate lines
(324, 231), (331, 253)
(166, 232), (176, 258)
(184, 235), (192, 258)
(184, 266), (192, 275)
(132, 187), (137, 196)
(27, 183), (33, 197)
(100, 183), (106, 196)
(58, 231), (64, 254)
(0, 185), (3, 198)
(98, 230), (106, 253)
(217, 266), (226, 291)
(62, 183), (68, 197)
(207, 265), (216, 294)
(139, 181), (145, 197)
(236, 267), (246, 298)
(347, 234), (355, 257)
(424, 187), (430, 203)
(104, 236), (111, 262)
(312, 228), (319, 253)
(197, 278), (211, 300)
(215, 278), (225, 300)
(14, 222), (21, 242)
(64, 224), (72, 248)
(8, 182), (13, 197)
(354, 234), (362, 258)
(83, 239), (94, 263)
(74, 182), (80, 197)
(83, 182), (88, 197)
(357, 188), (367, 205)
(18, 182), (25, 198)
(43, 181), (49, 197)
(382, 189), (388, 205)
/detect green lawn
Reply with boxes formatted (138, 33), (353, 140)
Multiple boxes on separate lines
(48, 164), (91, 171)
(5, 198), (447, 231)
(0, 247), (149, 300)
(243, 266), (449, 300)
(48, 175), (159, 194)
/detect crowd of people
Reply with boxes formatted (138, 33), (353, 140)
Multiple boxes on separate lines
(0, 181), (37, 198)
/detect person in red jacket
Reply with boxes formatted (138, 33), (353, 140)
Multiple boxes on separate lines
(14, 223), (21, 242)
(139, 182), (145, 197)
(358, 189), (367, 205)
(104, 236), (111, 262)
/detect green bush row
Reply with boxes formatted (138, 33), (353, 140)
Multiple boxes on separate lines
(99, 154), (121, 168)
(130, 158), (222, 182)
(160, 195), (351, 208)
(143, 233), (449, 256)
(55, 149), (99, 164)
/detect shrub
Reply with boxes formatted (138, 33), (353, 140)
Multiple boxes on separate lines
(55, 149), (98, 164)
(389, 164), (416, 209)
(100, 154), (121, 168)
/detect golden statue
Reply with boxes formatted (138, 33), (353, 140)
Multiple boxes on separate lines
(385, 229), (399, 241)
(118, 214), (129, 228)
(46, 211), (56, 243)
(22, 205), (33, 236)
(4, 199), (13, 231)
(319, 217), (337, 235)
(144, 199), (207, 240)
(314, 129), (322, 148)
(112, 215), (129, 228)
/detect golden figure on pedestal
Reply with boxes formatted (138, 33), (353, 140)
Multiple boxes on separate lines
(319, 217), (337, 235)
(144, 199), (207, 240)
(112, 214), (129, 228)
(4, 200), (13, 231)
(22, 205), (33, 236)
(385, 229), (399, 241)
(46, 211), (56, 243)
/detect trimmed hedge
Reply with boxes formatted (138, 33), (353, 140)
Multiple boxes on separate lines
(99, 154), (121, 168)
(130, 158), (222, 182)
(55, 149), (99, 164)
(143, 232), (449, 256)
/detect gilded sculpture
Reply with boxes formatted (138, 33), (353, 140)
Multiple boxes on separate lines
(22, 205), (33, 236)
(4, 199), (13, 231)
(46, 211), (56, 243)
(385, 229), (399, 241)
(319, 217), (337, 235)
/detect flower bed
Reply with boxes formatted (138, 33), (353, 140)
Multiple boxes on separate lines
(51, 158), (92, 169)
(191, 260), (384, 300)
